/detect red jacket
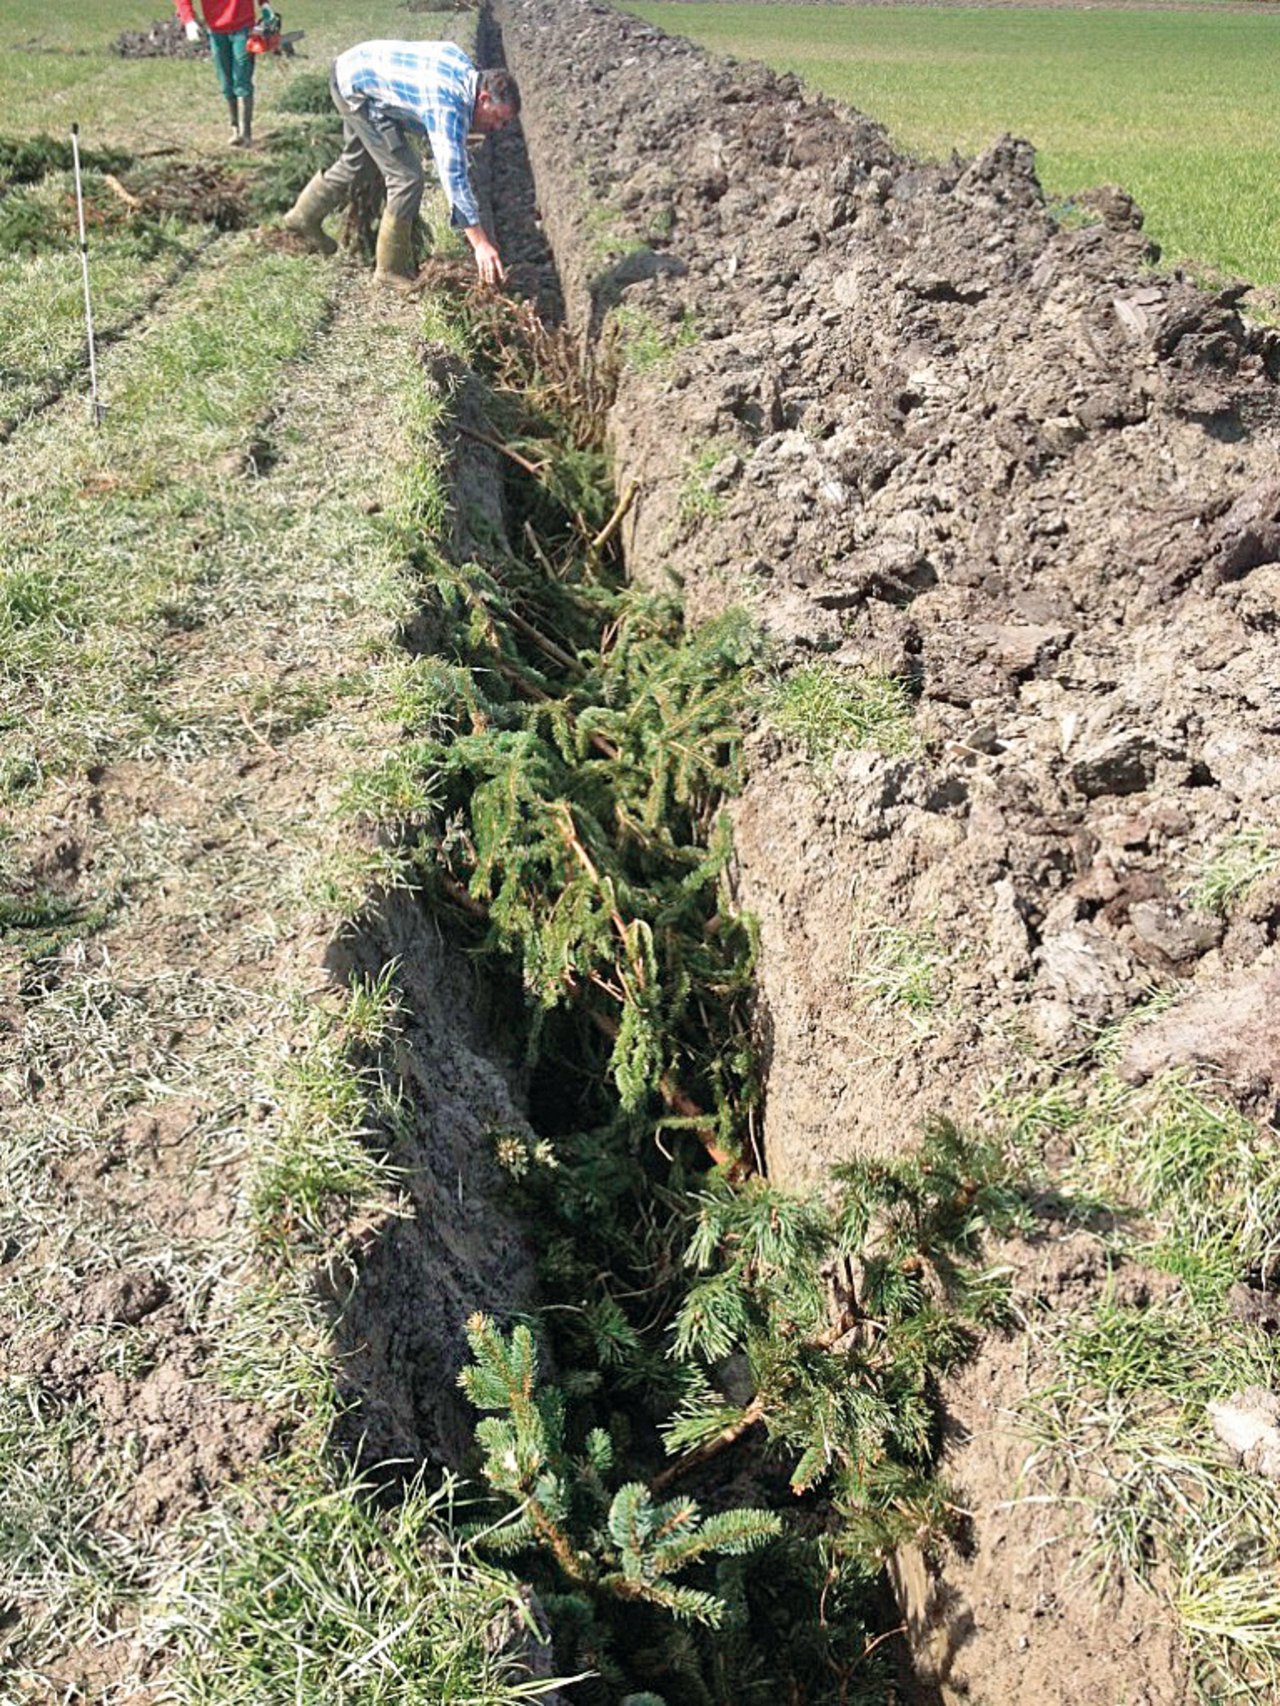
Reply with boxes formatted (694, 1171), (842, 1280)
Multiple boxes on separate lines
(175, 0), (256, 32)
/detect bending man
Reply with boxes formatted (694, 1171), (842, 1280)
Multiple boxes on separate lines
(283, 40), (518, 287)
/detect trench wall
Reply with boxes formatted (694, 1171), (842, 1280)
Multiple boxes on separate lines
(494, 0), (1280, 1180)
(489, 2), (1280, 1699)
(325, 125), (542, 1474)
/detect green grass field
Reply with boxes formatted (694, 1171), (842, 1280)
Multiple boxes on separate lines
(0, 6), (533, 1698)
(5, 0), (375, 143)
(624, 3), (1280, 285)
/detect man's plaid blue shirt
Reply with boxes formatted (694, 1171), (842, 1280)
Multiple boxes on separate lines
(334, 40), (481, 229)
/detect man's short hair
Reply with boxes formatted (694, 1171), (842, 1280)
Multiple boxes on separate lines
(478, 68), (521, 116)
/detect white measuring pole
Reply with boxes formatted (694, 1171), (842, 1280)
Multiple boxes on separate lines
(69, 123), (105, 426)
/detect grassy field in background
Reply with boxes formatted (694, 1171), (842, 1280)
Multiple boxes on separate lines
(5, 0), (364, 144)
(624, 3), (1280, 285)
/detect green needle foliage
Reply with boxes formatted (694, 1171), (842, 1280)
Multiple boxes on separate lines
(383, 311), (764, 1146)
(460, 1313), (779, 1628)
(456, 1126), (1022, 1700)
(670, 1119), (1024, 1510)
(388, 294), (1028, 1702)
(407, 581), (761, 1124)
(0, 132), (130, 188)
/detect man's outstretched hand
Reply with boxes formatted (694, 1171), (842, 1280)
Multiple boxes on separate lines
(466, 228), (506, 287)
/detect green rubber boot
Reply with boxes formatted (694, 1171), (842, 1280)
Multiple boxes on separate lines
(374, 211), (418, 290)
(282, 172), (341, 256)
(226, 96), (241, 147)
(234, 91), (254, 148)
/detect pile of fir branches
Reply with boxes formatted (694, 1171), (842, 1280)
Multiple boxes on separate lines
(388, 296), (1026, 1702)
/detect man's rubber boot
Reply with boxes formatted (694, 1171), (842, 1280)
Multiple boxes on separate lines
(226, 96), (241, 147)
(235, 92), (254, 148)
(282, 173), (340, 256)
(374, 211), (418, 291)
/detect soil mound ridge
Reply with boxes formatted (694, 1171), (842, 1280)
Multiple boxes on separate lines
(490, 0), (1280, 1697)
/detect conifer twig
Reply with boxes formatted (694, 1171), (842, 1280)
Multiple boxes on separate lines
(522, 520), (559, 578)
(434, 869), (488, 919)
(849, 1623), (909, 1673)
(482, 638), (619, 759)
(567, 980), (733, 1167)
(555, 803), (638, 983)
(506, 605), (582, 675)
(651, 1397), (767, 1491)
(456, 421), (545, 478)
(527, 1500), (589, 1585)
(102, 172), (141, 210)
(589, 479), (637, 558)
(652, 1301), (864, 1492)
(493, 656), (551, 702)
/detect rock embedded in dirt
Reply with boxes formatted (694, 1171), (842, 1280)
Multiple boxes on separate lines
(1127, 897), (1223, 966)
(1208, 1387), (1280, 1479)
(1068, 729), (1162, 798)
(1030, 923), (1137, 1048)
(1207, 474), (1280, 584)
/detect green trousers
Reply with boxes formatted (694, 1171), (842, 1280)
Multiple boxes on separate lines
(209, 28), (254, 101)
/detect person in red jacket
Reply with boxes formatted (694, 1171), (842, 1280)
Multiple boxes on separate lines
(174, 0), (257, 148)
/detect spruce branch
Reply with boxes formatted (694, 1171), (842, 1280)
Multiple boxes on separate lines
(461, 1321), (777, 1628)
(455, 419), (546, 478)
(505, 602), (584, 676)
(588, 478), (637, 560)
(555, 801), (645, 989)
(651, 1397), (767, 1492)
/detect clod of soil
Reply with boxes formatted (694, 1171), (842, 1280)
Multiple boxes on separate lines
(1209, 1387), (1280, 1479)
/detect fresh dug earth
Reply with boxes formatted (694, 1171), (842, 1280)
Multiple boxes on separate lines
(491, 0), (1280, 1698)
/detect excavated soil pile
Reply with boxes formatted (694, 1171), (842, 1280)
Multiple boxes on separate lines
(112, 18), (209, 59)
(489, 0), (1280, 1698)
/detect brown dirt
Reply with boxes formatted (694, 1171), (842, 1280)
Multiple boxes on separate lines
(488, 0), (1280, 1696)
(892, 1234), (1189, 1705)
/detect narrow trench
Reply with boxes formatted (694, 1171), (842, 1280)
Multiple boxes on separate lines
(468, 21), (743, 1157)
(328, 37), (973, 1701)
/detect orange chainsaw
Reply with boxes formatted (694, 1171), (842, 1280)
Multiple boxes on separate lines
(247, 5), (303, 56)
